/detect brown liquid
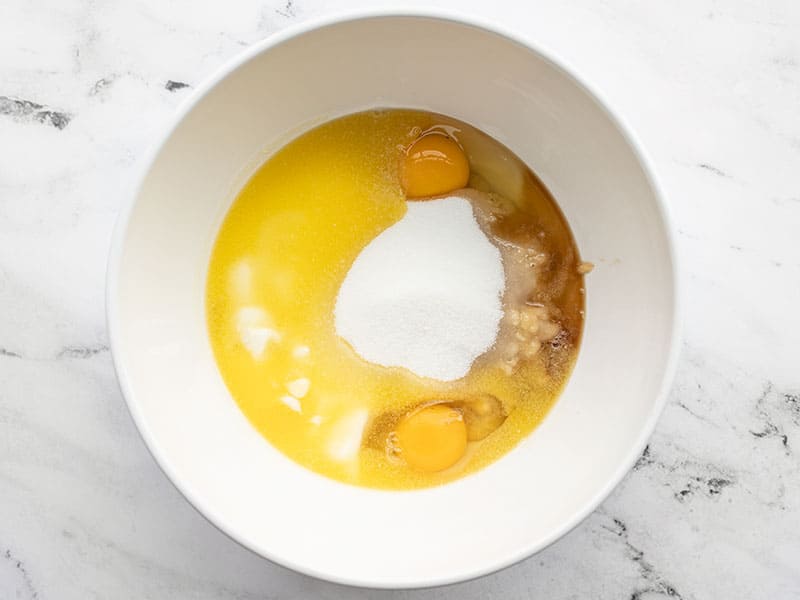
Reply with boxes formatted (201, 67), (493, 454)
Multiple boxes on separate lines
(361, 113), (586, 466)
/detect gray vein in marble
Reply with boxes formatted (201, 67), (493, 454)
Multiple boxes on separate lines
(165, 80), (190, 92)
(755, 384), (800, 429)
(674, 399), (719, 427)
(750, 384), (794, 455)
(785, 393), (800, 421)
(56, 344), (110, 359)
(640, 448), (738, 504)
(633, 444), (655, 470)
(0, 96), (71, 129)
(750, 423), (789, 449)
(597, 513), (684, 600)
(676, 228), (701, 241)
(90, 77), (115, 96)
(0, 345), (109, 361)
(276, 0), (297, 18)
(696, 162), (731, 178)
(1, 549), (38, 600)
(673, 473), (735, 503)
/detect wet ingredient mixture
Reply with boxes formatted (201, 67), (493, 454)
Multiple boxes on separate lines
(206, 109), (588, 489)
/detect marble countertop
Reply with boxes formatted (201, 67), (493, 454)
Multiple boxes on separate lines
(2, 0), (799, 598)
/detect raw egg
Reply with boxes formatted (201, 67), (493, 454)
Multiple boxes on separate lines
(401, 133), (470, 198)
(395, 404), (467, 472)
(457, 394), (507, 441)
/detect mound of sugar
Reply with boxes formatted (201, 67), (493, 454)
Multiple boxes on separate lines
(334, 196), (504, 381)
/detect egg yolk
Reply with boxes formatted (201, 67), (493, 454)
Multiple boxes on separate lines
(395, 404), (467, 472)
(401, 133), (470, 198)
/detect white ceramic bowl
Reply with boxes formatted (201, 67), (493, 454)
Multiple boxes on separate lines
(107, 11), (680, 589)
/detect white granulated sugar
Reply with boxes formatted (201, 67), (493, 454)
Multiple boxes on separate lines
(334, 196), (504, 381)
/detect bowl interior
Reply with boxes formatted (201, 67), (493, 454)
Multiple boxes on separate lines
(110, 15), (677, 588)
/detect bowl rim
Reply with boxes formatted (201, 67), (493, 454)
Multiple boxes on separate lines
(106, 7), (682, 590)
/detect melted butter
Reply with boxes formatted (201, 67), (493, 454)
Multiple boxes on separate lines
(207, 109), (583, 489)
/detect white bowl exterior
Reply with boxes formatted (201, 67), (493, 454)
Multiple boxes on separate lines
(109, 14), (678, 588)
